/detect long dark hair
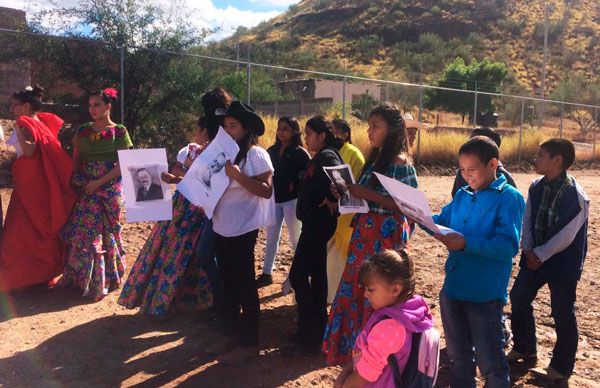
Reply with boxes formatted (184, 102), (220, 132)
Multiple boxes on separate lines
(360, 104), (410, 186)
(305, 115), (339, 150)
(13, 85), (44, 112)
(201, 87), (233, 139)
(232, 120), (259, 165)
(332, 118), (352, 144)
(274, 116), (303, 148)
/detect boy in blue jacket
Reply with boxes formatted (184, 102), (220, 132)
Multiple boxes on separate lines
(433, 136), (525, 388)
(509, 138), (589, 381)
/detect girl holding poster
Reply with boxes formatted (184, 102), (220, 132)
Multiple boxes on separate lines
(210, 101), (274, 365)
(58, 88), (133, 301)
(322, 104), (419, 365)
(118, 116), (215, 316)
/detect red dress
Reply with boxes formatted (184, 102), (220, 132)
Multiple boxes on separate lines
(0, 113), (77, 292)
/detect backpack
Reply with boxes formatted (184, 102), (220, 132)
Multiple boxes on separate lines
(387, 327), (440, 388)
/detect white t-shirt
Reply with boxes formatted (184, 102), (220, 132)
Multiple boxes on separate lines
(212, 146), (275, 237)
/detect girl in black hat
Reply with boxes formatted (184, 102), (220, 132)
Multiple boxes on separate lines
(210, 101), (274, 365)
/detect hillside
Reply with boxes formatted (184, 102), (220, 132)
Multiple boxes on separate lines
(229, 0), (599, 95)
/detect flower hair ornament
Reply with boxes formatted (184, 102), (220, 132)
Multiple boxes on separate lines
(103, 88), (118, 100)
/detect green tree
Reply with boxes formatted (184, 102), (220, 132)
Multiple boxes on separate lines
(10, 0), (215, 157)
(425, 58), (508, 123)
(551, 74), (600, 135)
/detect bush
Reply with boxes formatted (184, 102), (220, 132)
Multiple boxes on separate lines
(357, 35), (383, 63)
(497, 17), (525, 36)
(351, 93), (381, 121)
(314, 0), (330, 11)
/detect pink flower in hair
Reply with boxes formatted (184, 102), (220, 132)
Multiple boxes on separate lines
(103, 88), (118, 99)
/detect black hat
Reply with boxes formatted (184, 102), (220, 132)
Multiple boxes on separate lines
(216, 100), (265, 136)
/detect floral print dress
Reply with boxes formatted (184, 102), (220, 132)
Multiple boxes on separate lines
(59, 123), (132, 300)
(322, 163), (418, 365)
(118, 144), (213, 315)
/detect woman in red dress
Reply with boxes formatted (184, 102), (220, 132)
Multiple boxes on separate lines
(0, 86), (76, 292)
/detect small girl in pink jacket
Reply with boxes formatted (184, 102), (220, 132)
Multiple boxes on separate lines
(334, 249), (434, 388)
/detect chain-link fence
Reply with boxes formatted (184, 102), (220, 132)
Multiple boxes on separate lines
(1, 28), (598, 164)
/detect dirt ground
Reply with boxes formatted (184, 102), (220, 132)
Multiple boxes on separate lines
(1, 171), (599, 388)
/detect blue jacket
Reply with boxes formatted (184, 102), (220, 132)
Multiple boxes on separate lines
(520, 176), (589, 282)
(433, 174), (525, 303)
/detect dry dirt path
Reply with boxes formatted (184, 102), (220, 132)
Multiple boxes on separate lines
(1, 171), (599, 387)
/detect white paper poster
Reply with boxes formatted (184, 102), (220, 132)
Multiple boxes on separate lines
(323, 164), (368, 214)
(373, 172), (461, 236)
(118, 148), (172, 222)
(177, 127), (240, 218)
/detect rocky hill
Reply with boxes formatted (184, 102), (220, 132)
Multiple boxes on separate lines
(229, 0), (599, 95)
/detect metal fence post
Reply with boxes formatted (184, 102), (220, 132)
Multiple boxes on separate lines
(342, 75), (347, 120)
(473, 81), (478, 125)
(594, 106), (598, 161)
(385, 82), (389, 103)
(518, 97), (525, 162)
(417, 85), (423, 165)
(120, 45), (125, 124)
(559, 102), (564, 138)
(246, 47), (251, 105)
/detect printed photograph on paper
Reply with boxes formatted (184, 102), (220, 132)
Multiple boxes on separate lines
(323, 164), (368, 214)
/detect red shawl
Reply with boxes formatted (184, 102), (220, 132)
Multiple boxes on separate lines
(0, 113), (77, 291)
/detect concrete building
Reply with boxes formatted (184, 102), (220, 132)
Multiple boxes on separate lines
(279, 78), (382, 103)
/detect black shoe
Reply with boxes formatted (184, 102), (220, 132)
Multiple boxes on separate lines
(256, 273), (273, 288)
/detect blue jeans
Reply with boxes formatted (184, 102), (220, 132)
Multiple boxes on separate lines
(261, 199), (301, 275)
(510, 268), (578, 377)
(440, 291), (509, 388)
(196, 217), (224, 309)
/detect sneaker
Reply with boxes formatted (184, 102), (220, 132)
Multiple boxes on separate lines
(217, 345), (259, 365)
(256, 274), (273, 288)
(531, 366), (567, 381)
(506, 349), (538, 363)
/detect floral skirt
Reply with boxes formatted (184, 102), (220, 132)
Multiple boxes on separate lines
(118, 191), (213, 315)
(59, 160), (125, 300)
(322, 212), (412, 365)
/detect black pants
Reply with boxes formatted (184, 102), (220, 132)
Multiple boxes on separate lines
(510, 268), (579, 377)
(214, 229), (260, 348)
(289, 220), (337, 347)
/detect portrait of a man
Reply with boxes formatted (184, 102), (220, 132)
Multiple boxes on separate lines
(135, 167), (163, 202)
(200, 152), (227, 189)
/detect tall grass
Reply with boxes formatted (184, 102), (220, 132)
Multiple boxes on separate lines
(257, 114), (593, 166)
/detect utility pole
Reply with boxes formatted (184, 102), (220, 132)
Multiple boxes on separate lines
(539, 4), (550, 127)
(236, 35), (240, 71)
(473, 80), (478, 126)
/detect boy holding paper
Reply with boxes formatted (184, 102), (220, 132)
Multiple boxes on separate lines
(432, 136), (525, 388)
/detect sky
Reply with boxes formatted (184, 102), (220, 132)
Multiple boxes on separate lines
(0, 0), (300, 40)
